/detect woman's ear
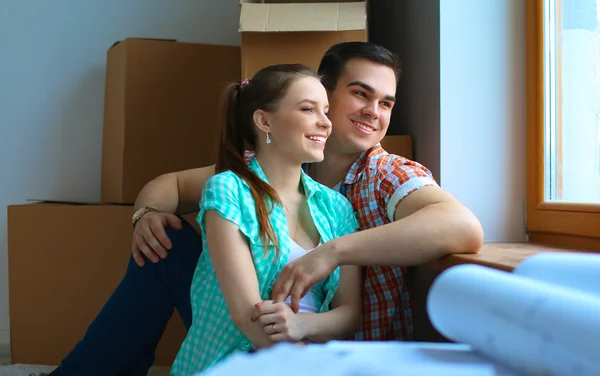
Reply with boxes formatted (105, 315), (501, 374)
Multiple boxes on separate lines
(253, 109), (271, 134)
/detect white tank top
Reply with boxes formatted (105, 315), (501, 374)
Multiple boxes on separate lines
(283, 238), (325, 313)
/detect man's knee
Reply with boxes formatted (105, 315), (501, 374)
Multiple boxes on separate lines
(163, 217), (202, 252)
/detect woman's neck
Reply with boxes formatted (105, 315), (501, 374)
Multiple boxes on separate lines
(255, 152), (302, 197)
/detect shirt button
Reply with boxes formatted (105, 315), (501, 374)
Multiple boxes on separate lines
(241, 339), (253, 351)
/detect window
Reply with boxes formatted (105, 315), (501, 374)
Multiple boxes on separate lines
(526, 0), (600, 249)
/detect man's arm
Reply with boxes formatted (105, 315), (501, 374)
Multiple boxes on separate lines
(272, 186), (483, 308)
(134, 164), (216, 214)
(131, 164), (215, 266)
(254, 265), (361, 342)
(297, 265), (361, 342)
(329, 186), (483, 266)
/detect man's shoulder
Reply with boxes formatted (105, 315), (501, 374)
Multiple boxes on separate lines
(364, 146), (436, 182)
(356, 145), (439, 221)
(369, 150), (415, 171)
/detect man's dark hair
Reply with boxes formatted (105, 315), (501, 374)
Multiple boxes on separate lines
(318, 41), (402, 92)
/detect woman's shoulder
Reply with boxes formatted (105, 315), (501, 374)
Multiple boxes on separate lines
(199, 171), (254, 231)
(202, 171), (254, 210)
(205, 170), (247, 191)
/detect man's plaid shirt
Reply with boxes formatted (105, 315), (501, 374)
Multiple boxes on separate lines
(339, 144), (438, 341)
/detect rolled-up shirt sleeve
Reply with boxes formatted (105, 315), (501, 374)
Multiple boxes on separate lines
(377, 158), (439, 222)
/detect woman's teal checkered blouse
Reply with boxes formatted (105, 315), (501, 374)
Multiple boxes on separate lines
(171, 157), (359, 375)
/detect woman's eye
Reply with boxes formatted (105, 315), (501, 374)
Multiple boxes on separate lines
(302, 107), (314, 112)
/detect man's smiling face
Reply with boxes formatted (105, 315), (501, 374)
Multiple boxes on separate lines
(325, 57), (397, 155)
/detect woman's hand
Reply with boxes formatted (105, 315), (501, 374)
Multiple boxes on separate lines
(271, 245), (339, 313)
(251, 301), (306, 342)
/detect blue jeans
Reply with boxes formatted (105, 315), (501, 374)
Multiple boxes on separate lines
(55, 217), (202, 376)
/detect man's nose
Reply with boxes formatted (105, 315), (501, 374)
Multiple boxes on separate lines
(362, 101), (379, 119)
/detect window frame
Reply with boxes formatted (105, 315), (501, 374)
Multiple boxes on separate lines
(526, 0), (600, 248)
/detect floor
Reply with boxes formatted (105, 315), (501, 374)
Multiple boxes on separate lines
(0, 342), (171, 376)
(0, 343), (9, 367)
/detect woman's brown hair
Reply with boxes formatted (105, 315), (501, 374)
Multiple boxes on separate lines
(216, 64), (320, 255)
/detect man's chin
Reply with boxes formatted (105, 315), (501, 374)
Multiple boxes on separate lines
(325, 133), (376, 155)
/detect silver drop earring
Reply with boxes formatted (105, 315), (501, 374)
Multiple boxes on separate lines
(265, 132), (271, 144)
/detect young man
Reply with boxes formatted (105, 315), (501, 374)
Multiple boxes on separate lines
(51, 42), (482, 375)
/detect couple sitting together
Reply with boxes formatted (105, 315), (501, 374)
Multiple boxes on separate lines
(48, 41), (483, 376)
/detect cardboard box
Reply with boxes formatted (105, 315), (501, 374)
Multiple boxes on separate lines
(380, 135), (413, 160)
(101, 39), (241, 204)
(239, 0), (368, 77)
(7, 203), (196, 366)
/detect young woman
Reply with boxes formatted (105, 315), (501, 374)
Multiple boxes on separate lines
(170, 64), (361, 375)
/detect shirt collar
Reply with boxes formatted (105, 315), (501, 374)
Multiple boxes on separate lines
(343, 143), (385, 185)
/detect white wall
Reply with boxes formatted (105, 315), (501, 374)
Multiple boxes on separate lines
(439, 0), (528, 242)
(0, 0), (240, 343)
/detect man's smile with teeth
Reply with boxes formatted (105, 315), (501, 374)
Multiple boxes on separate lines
(352, 120), (375, 132)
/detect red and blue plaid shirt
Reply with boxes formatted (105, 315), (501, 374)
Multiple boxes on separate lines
(339, 144), (438, 341)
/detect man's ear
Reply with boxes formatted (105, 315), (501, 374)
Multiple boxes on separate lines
(253, 109), (271, 134)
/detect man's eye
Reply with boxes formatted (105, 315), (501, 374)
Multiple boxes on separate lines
(354, 91), (366, 97)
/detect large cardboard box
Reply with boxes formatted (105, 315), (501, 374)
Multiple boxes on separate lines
(239, 0), (368, 77)
(380, 135), (413, 160)
(7, 203), (198, 366)
(101, 39), (241, 204)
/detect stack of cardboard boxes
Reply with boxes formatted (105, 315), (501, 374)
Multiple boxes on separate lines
(7, 0), (411, 366)
(7, 39), (241, 367)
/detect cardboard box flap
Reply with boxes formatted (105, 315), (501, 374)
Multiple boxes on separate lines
(239, 1), (366, 32)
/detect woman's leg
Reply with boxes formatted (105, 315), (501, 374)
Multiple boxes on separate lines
(50, 218), (202, 376)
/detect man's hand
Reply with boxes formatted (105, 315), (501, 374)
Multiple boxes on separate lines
(271, 245), (339, 313)
(251, 301), (306, 342)
(132, 212), (182, 267)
